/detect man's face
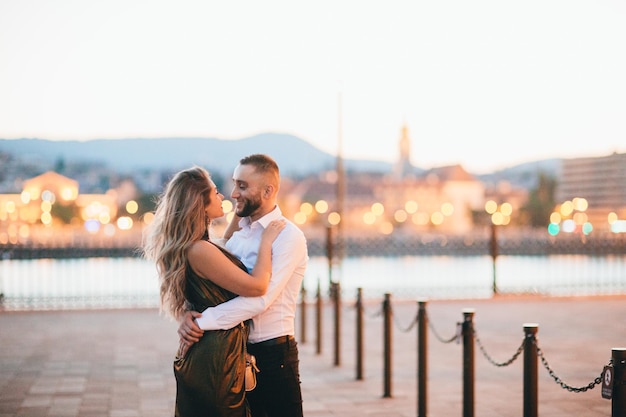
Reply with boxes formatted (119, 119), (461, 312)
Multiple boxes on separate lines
(230, 164), (264, 219)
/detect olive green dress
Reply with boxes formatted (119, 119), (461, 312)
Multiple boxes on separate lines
(174, 244), (250, 417)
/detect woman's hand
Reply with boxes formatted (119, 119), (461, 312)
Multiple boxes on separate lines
(178, 311), (204, 347)
(261, 219), (286, 243)
(223, 214), (242, 240)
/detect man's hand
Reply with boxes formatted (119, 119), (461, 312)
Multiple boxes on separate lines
(178, 311), (204, 346)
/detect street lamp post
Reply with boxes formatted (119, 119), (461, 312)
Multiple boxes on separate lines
(485, 200), (512, 296)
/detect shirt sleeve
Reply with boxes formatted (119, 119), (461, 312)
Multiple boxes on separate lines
(195, 225), (307, 330)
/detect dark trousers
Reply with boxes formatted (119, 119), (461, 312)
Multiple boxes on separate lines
(246, 336), (303, 417)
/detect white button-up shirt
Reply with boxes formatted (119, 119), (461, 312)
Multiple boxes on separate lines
(195, 206), (308, 343)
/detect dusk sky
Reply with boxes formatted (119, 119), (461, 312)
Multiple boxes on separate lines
(1, 0), (625, 173)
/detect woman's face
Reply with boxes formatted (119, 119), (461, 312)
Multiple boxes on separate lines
(205, 184), (225, 221)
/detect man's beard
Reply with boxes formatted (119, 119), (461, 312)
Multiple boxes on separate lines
(235, 196), (262, 218)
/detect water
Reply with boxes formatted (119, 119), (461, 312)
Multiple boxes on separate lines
(0, 258), (158, 310)
(309, 255), (626, 299)
(0, 255), (625, 310)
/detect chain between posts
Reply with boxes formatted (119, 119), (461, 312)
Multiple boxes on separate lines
(535, 340), (610, 393)
(365, 304), (383, 319)
(475, 328), (609, 392)
(347, 299), (382, 319)
(389, 304), (459, 336)
(427, 311), (461, 344)
(474, 328), (525, 367)
(391, 306), (418, 333)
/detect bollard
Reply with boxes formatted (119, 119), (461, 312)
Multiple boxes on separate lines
(333, 281), (342, 366)
(462, 308), (476, 417)
(326, 226), (333, 284)
(417, 300), (428, 417)
(490, 223), (498, 295)
(523, 323), (539, 417)
(300, 285), (307, 344)
(612, 348), (626, 417)
(356, 288), (364, 380)
(383, 293), (392, 398)
(316, 277), (322, 355)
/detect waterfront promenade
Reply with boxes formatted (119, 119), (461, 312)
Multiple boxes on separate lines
(0, 295), (624, 416)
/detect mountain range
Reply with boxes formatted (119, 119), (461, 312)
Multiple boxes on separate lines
(0, 133), (560, 189)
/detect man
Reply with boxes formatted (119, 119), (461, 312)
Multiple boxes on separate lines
(178, 154), (308, 417)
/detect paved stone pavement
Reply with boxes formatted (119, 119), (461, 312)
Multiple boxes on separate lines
(1, 295), (624, 416)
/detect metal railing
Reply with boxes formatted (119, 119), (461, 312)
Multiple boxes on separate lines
(0, 231), (624, 310)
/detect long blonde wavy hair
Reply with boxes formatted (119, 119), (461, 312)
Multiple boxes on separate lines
(143, 166), (214, 320)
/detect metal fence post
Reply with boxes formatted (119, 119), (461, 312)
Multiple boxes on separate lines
(300, 285), (307, 344)
(316, 277), (322, 355)
(417, 299), (428, 417)
(523, 323), (538, 417)
(383, 293), (392, 398)
(490, 223), (498, 295)
(612, 347), (626, 417)
(326, 226), (333, 284)
(333, 281), (341, 366)
(462, 308), (475, 417)
(356, 288), (364, 380)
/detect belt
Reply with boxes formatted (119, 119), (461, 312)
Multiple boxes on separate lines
(249, 335), (293, 348)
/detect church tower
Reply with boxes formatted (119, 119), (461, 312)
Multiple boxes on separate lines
(394, 123), (413, 179)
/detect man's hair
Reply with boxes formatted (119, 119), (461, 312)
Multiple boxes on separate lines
(240, 154), (280, 188)
(239, 154), (279, 176)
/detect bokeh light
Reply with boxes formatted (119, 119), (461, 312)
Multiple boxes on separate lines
(560, 201), (574, 217)
(293, 212), (307, 225)
(117, 216), (133, 230)
(363, 212), (376, 225)
(431, 212), (444, 226)
(300, 202), (313, 216)
(548, 223), (560, 236)
(371, 202), (384, 216)
(328, 212), (341, 226)
(394, 209), (408, 223)
(405, 200), (418, 214)
(500, 202), (513, 216)
(222, 200), (233, 213)
(485, 200), (497, 215)
(315, 200), (328, 214)
(441, 203), (454, 216)
(143, 212), (155, 225)
(125, 200), (138, 214)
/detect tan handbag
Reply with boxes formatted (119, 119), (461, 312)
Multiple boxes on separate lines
(245, 353), (259, 391)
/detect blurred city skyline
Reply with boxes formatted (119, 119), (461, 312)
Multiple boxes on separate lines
(1, 1), (625, 174)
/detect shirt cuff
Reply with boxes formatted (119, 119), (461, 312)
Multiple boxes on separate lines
(195, 310), (216, 330)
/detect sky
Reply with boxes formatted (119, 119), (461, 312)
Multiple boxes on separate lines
(1, 0), (625, 174)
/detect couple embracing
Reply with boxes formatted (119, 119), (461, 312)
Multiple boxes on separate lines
(144, 154), (308, 417)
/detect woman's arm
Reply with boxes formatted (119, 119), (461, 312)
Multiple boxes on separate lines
(222, 214), (241, 240)
(211, 214), (241, 247)
(187, 219), (285, 297)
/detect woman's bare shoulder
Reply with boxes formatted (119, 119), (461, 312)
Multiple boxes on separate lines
(187, 239), (219, 262)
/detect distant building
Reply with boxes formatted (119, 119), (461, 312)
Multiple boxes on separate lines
(0, 171), (135, 245)
(288, 125), (486, 236)
(378, 165), (485, 234)
(393, 123), (414, 179)
(556, 152), (626, 232)
(23, 171), (79, 203)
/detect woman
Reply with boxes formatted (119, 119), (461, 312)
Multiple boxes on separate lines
(143, 166), (284, 417)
